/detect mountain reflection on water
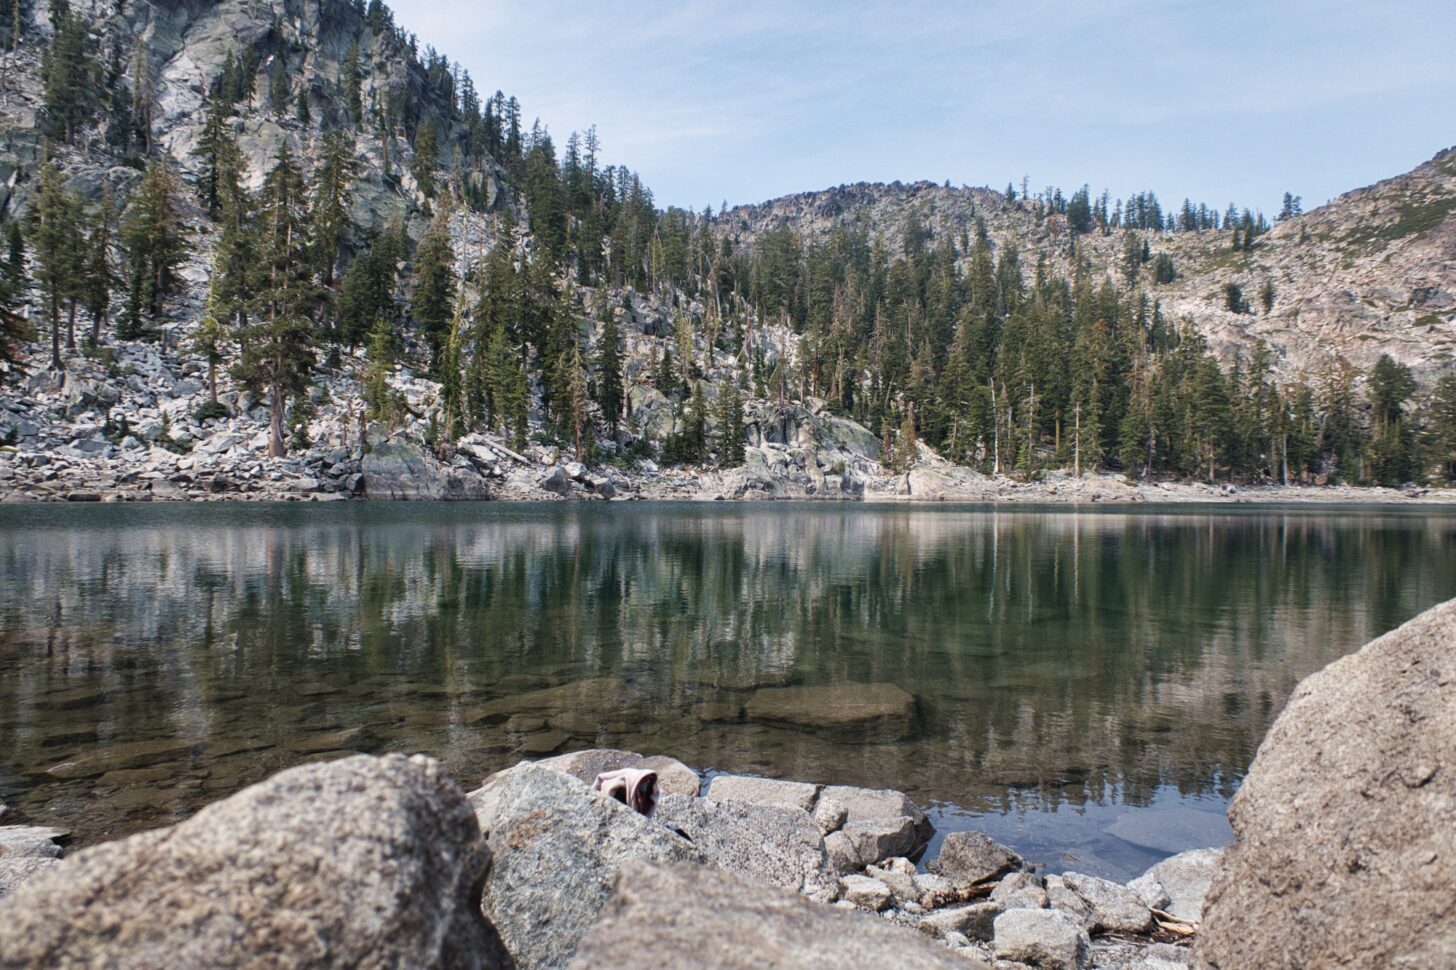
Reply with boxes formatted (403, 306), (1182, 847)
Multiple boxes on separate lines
(1, 501), (1452, 879)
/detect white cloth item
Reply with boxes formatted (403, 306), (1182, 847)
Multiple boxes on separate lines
(592, 768), (659, 817)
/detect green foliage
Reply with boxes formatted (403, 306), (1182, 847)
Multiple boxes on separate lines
(40, 0), (101, 143)
(119, 160), (187, 339)
(410, 209), (456, 367)
(1224, 282), (1248, 314)
(593, 308), (624, 433)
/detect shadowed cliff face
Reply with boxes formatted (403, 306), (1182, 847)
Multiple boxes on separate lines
(1, 502), (1453, 860)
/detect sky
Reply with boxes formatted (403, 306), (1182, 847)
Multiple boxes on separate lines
(389, 0), (1456, 215)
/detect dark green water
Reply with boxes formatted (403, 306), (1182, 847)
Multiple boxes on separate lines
(1, 502), (1453, 880)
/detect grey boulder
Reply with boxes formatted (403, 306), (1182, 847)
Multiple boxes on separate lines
(1128, 847), (1222, 921)
(532, 748), (700, 797)
(0, 754), (511, 969)
(1194, 598), (1456, 969)
(706, 773), (819, 813)
(0, 826), (66, 901)
(653, 792), (840, 902)
(469, 762), (703, 970)
(569, 860), (990, 969)
(1047, 871), (1153, 934)
(994, 907), (1090, 970)
(929, 830), (1022, 885)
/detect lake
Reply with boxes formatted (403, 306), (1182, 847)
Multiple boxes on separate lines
(1, 501), (1452, 881)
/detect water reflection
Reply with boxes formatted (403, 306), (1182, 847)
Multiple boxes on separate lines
(1, 502), (1452, 876)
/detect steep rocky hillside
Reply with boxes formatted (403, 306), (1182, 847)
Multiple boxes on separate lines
(719, 149), (1456, 384)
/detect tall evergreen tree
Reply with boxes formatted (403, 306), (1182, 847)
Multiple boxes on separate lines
(233, 144), (317, 457)
(593, 307), (624, 433)
(29, 158), (81, 369)
(410, 208), (456, 368)
(119, 159), (186, 338)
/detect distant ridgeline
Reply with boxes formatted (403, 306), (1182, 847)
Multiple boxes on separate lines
(0, 0), (1453, 485)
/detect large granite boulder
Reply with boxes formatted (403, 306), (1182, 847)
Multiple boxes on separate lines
(994, 908), (1090, 970)
(362, 439), (490, 500)
(0, 754), (511, 969)
(469, 763), (704, 970)
(1194, 599), (1456, 969)
(532, 748), (699, 797)
(653, 793), (840, 902)
(569, 860), (990, 969)
(707, 773), (819, 813)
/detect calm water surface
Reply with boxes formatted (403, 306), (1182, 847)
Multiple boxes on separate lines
(1, 501), (1453, 881)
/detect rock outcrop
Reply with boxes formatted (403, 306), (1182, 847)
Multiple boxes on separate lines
(468, 762), (704, 970)
(0, 754), (512, 969)
(1194, 598), (1456, 969)
(569, 860), (990, 969)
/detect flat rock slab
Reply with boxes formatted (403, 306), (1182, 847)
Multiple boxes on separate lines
(1194, 598), (1456, 969)
(744, 682), (916, 739)
(707, 773), (819, 813)
(470, 762), (703, 970)
(0, 754), (510, 968)
(654, 793), (840, 902)
(569, 860), (990, 969)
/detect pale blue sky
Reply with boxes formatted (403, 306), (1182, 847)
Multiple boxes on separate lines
(390, 0), (1456, 215)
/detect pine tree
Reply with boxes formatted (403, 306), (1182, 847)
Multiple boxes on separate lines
(342, 40), (364, 124)
(29, 158), (81, 369)
(363, 314), (400, 424)
(713, 377), (745, 466)
(40, 0), (100, 144)
(566, 344), (591, 460)
(268, 55), (290, 115)
(412, 119), (438, 200)
(593, 307), (624, 433)
(0, 221), (29, 379)
(189, 255), (232, 408)
(1431, 372), (1456, 483)
(190, 92), (244, 218)
(233, 144), (317, 458)
(82, 185), (117, 345)
(310, 130), (359, 289)
(119, 159), (186, 338)
(410, 208), (456, 368)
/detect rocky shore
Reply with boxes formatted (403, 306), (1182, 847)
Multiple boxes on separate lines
(5, 346), (1455, 507)
(1, 599), (1451, 968)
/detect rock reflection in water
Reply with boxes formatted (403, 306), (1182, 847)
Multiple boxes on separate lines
(0, 501), (1452, 865)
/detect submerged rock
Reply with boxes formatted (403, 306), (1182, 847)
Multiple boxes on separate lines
(1194, 598), (1456, 969)
(744, 682), (916, 739)
(469, 762), (703, 970)
(0, 754), (511, 968)
(569, 860), (988, 969)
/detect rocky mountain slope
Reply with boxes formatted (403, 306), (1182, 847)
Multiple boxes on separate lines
(719, 149), (1456, 384)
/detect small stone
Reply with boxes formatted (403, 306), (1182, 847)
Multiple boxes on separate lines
(928, 830), (1022, 885)
(844, 815), (917, 867)
(812, 795), (848, 834)
(868, 863), (919, 904)
(994, 908), (1090, 970)
(991, 870), (1049, 911)
(841, 873), (894, 912)
(919, 901), (1001, 942)
(824, 830), (862, 874)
